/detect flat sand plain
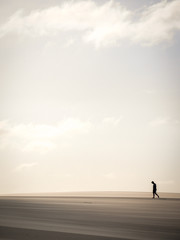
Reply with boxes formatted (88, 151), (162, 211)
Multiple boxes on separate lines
(0, 192), (180, 240)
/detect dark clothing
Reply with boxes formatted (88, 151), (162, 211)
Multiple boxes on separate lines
(153, 183), (157, 193)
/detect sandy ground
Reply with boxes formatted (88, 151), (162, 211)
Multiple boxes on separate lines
(0, 193), (180, 240)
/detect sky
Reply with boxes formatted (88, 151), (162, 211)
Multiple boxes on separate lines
(0, 0), (180, 194)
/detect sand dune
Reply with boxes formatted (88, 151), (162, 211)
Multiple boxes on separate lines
(0, 193), (180, 240)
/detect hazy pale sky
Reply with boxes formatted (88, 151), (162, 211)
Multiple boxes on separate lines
(0, 0), (180, 194)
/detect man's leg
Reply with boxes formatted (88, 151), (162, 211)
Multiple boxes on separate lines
(155, 192), (159, 198)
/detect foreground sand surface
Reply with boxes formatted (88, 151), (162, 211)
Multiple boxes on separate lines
(0, 193), (180, 240)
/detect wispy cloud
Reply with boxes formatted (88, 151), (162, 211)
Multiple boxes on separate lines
(14, 162), (38, 172)
(0, 117), (124, 153)
(102, 117), (123, 126)
(64, 38), (76, 47)
(149, 117), (170, 126)
(22, 141), (56, 153)
(133, 0), (180, 46)
(0, 119), (92, 153)
(0, 0), (179, 47)
(149, 117), (180, 126)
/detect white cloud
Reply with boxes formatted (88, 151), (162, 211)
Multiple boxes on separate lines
(102, 117), (123, 126)
(0, 119), (92, 153)
(22, 141), (56, 153)
(149, 117), (169, 126)
(14, 162), (38, 172)
(133, 0), (180, 46)
(0, 0), (179, 47)
(0, 117), (125, 153)
(149, 117), (180, 126)
(0, 120), (9, 135)
(64, 38), (76, 47)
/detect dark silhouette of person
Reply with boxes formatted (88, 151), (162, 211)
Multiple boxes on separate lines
(151, 181), (159, 198)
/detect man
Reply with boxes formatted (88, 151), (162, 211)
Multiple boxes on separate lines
(151, 181), (159, 198)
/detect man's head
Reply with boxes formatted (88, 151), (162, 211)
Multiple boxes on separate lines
(151, 181), (154, 184)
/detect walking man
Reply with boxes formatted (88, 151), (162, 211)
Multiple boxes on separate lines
(151, 181), (159, 198)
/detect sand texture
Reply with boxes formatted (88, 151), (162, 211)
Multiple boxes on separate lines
(0, 194), (180, 240)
